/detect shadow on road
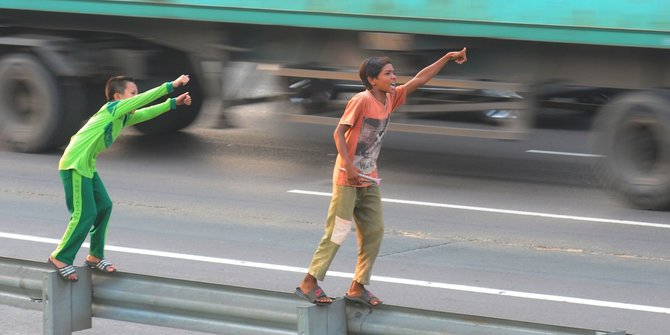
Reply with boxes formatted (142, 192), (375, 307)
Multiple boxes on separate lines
(109, 131), (208, 160)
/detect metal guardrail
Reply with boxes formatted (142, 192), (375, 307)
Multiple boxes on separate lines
(0, 257), (627, 335)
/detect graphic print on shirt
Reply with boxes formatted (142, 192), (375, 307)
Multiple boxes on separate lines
(354, 116), (389, 175)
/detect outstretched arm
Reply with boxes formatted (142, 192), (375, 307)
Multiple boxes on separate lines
(402, 47), (467, 96)
(125, 92), (193, 126)
(123, 75), (192, 126)
(109, 74), (191, 118)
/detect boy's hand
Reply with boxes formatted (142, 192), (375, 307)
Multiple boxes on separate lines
(173, 74), (190, 88)
(449, 47), (467, 64)
(343, 164), (361, 185)
(175, 92), (192, 106)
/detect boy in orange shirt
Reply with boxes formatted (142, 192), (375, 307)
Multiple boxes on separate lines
(297, 48), (467, 305)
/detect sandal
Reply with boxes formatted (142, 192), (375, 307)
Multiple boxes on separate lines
(295, 286), (332, 305)
(344, 289), (382, 307)
(47, 258), (78, 282)
(84, 259), (116, 273)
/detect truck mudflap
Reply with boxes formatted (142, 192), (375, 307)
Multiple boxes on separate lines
(592, 89), (670, 210)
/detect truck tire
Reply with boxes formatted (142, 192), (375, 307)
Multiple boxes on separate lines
(0, 53), (83, 152)
(592, 90), (670, 210)
(132, 51), (203, 135)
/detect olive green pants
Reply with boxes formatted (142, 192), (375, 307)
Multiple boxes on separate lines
(51, 170), (112, 265)
(308, 185), (384, 285)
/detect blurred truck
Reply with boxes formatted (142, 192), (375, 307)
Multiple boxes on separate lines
(0, 0), (669, 209)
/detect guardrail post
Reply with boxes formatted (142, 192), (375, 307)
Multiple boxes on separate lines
(43, 266), (92, 335)
(297, 298), (347, 335)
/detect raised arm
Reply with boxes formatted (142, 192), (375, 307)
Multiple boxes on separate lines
(121, 75), (192, 126)
(124, 91), (192, 127)
(402, 47), (467, 96)
(109, 74), (190, 118)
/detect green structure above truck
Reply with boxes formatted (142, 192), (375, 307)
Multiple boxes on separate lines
(1, 0), (669, 209)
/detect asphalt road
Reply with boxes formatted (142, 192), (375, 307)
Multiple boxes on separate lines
(1, 103), (669, 334)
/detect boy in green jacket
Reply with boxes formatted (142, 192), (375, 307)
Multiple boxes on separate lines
(48, 74), (192, 281)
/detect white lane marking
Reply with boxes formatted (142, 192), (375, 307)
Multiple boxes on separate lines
(288, 190), (669, 229)
(2, 231), (669, 315)
(526, 150), (603, 158)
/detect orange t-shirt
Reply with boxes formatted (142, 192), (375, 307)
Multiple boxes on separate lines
(334, 85), (407, 186)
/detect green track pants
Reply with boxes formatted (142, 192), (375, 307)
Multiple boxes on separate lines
(51, 170), (112, 265)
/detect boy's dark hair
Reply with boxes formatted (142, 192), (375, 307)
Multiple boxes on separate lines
(359, 56), (391, 90)
(105, 76), (135, 101)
